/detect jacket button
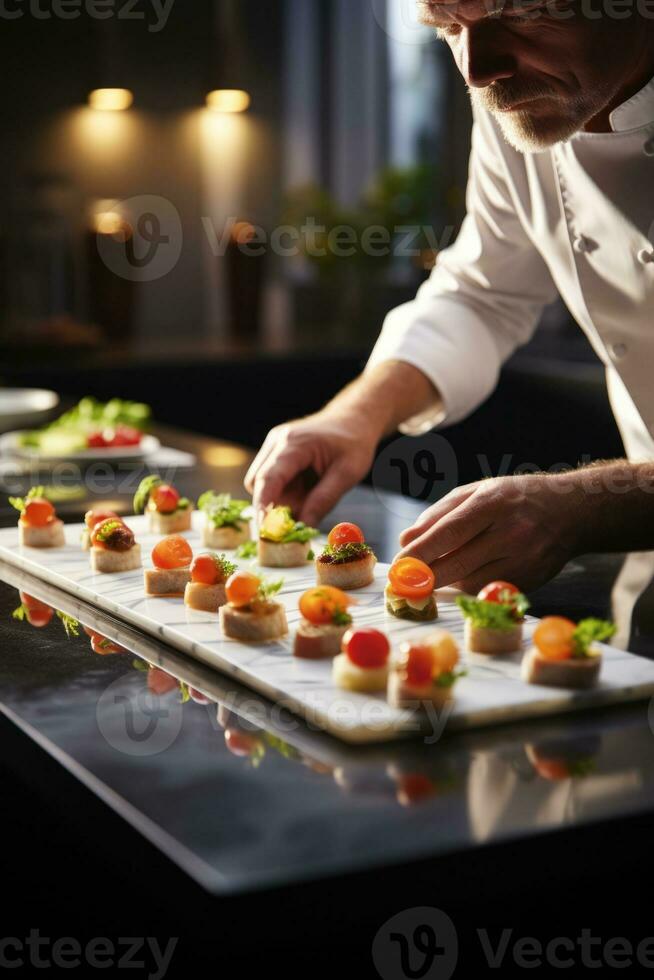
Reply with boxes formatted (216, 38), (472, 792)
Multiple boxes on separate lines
(573, 236), (589, 253)
(638, 248), (654, 265)
(610, 342), (628, 360)
(644, 137), (654, 156)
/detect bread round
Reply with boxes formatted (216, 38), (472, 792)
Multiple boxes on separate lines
(521, 647), (602, 689)
(294, 621), (349, 659)
(147, 509), (192, 535)
(257, 539), (311, 568)
(219, 602), (288, 641)
(332, 653), (388, 692)
(316, 552), (376, 590)
(202, 522), (250, 550)
(91, 543), (142, 573)
(387, 671), (454, 711)
(19, 519), (65, 549)
(184, 581), (227, 613)
(465, 620), (523, 655)
(144, 566), (191, 596)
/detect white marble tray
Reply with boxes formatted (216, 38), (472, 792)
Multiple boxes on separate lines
(1, 514), (654, 743)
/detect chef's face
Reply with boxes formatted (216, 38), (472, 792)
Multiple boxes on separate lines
(418, 0), (648, 151)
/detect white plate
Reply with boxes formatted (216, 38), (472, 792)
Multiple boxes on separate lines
(1, 514), (653, 744)
(0, 431), (160, 464)
(0, 389), (59, 434)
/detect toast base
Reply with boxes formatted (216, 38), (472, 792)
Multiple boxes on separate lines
(91, 544), (142, 574)
(19, 520), (65, 549)
(184, 581), (227, 613)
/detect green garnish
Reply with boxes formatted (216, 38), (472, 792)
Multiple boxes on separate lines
(56, 612), (80, 638)
(177, 497), (192, 511)
(307, 550), (315, 561)
(332, 608), (353, 626)
(212, 553), (237, 579)
(12, 604), (27, 622)
(179, 681), (191, 704)
(236, 540), (257, 559)
(435, 669), (467, 689)
(8, 486), (48, 513)
(19, 397), (151, 451)
(259, 506), (318, 544)
(94, 519), (125, 543)
(572, 618), (616, 658)
(133, 475), (162, 514)
(258, 578), (284, 600)
(320, 541), (372, 564)
(456, 594), (529, 631)
(198, 492), (250, 529)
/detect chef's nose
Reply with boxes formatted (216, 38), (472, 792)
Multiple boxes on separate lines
(460, 27), (517, 88)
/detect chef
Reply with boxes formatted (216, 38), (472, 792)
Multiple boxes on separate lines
(246, 0), (654, 592)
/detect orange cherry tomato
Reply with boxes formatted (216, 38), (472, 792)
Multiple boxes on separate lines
(22, 498), (55, 528)
(400, 644), (435, 686)
(531, 756), (571, 782)
(388, 557), (435, 599)
(151, 484), (180, 514)
(151, 535), (193, 570)
(147, 668), (179, 696)
(191, 554), (223, 585)
(299, 586), (352, 625)
(225, 571), (260, 608)
(478, 581), (520, 605)
(533, 616), (577, 661)
(19, 592), (54, 628)
(342, 627), (389, 669)
(328, 523), (365, 548)
(84, 508), (119, 530)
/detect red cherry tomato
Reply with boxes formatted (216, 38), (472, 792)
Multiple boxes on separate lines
(478, 581), (520, 605)
(396, 773), (436, 805)
(84, 508), (119, 530)
(533, 617), (577, 661)
(225, 729), (263, 757)
(225, 571), (260, 608)
(299, 586), (352, 625)
(22, 498), (55, 528)
(87, 432), (108, 448)
(191, 554), (223, 585)
(328, 523), (365, 548)
(342, 627), (390, 669)
(147, 668), (179, 696)
(90, 634), (126, 655)
(151, 484), (180, 514)
(188, 687), (212, 705)
(151, 535), (193, 570)
(19, 592), (54, 628)
(109, 425), (142, 447)
(388, 557), (435, 599)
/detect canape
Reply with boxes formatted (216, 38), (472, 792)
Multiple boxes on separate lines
(144, 536), (193, 596)
(133, 475), (193, 534)
(316, 523), (377, 590)
(457, 581), (529, 654)
(10, 487), (65, 548)
(294, 586), (354, 660)
(198, 491), (251, 549)
(387, 631), (465, 710)
(385, 557), (437, 621)
(81, 507), (120, 550)
(90, 518), (142, 573)
(333, 627), (390, 692)
(219, 571), (288, 641)
(257, 506), (319, 568)
(522, 616), (615, 690)
(184, 552), (237, 613)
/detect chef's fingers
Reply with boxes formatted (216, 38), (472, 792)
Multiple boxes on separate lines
(244, 430), (278, 494)
(395, 495), (494, 566)
(452, 558), (525, 596)
(251, 445), (313, 517)
(300, 461), (358, 528)
(429, 529), (509, 589)
(397, 485), (476, 548)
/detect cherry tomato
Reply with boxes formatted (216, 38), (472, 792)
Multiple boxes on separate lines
(225, 729), (263, 757)
(147, 668), (179, 696)
(299, 586), (352, 625)
(22, 498), (55, 528)
(151, 535), (193, 570)
(396, 773), (436, 806)
(225, 571), (260, 608)
(531, 756), (571, 781)
(342, 627), (390, 669)
(84, 508), (119, 530)
(399, 643), (435, 686)
(109, 425), (142, 447)
(478, 581), (520, 605)
(533, 616), (577, 661)
(188, 687), (212, 705)
(90, 634), (126, 655)
(151, 484), (180, 514)
(19, 592), (54, 628)
(388, 557), (435, 599)
(91, 519), (134, 552)
(191, 554), (223, 585)
(328, 523), (365, 548)
(87, 432), (108, 448)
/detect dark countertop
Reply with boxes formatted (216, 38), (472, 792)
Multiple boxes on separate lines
(2, 423), (654, 965)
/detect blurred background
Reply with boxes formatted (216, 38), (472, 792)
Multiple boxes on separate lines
(0, 0), (623, 477)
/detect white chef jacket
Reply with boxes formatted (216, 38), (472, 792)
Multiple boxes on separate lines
(367, 76), (654, 461)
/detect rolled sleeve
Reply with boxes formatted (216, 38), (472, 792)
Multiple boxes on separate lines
(367, 108), (559, 435)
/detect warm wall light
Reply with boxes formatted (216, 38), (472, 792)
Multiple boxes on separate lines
(202, 445), (251, 468)
(206, 89), (251, 113)
(88, 88), (134, 111)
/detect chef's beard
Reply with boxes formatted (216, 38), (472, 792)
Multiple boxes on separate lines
(470, 78), (618, 152)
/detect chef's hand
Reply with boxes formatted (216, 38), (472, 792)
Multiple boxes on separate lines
(244, 410), (377, 527)
(396, 473), (585, 593)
